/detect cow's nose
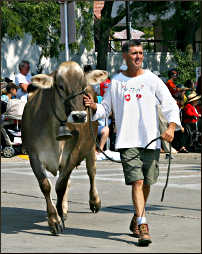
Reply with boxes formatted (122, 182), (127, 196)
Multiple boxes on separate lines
(72, 112), (87, 123)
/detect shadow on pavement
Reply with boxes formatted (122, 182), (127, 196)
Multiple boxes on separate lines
(100, 204), (201, 213)
(1, 207), (50, 236)
(1, 207), (139, 246)
(65, 227), (138, 246)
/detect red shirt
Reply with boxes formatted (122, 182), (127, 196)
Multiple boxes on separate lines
(166, 79), (180, 97)
(182, 103), (200, 123)
(100, 79), (110, 97)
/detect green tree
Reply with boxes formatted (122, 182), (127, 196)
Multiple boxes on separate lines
(2, 0), (63, 73)
(172, 46), (199, 84)
(95, 1), (200, 69)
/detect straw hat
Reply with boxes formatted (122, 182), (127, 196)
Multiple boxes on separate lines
(187, 91), (201, 103)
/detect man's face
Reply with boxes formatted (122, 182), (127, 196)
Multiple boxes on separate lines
(123, 45), (144, 70)
(21, 63), (30, 75)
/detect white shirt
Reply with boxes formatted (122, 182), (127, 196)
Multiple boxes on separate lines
(15, 73), (32, 102)
(93, 70), (181, 150)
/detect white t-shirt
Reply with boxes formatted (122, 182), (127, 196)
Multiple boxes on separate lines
(15, 73), (32, 102)
(93, 70), (181, 150)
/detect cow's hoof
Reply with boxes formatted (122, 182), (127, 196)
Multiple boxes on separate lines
(89, 200), (101, 213)
(49, 219), (64, 235)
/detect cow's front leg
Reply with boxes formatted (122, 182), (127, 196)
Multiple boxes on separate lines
(86, 148), (101, 213)
(41, 178), (64, 234)
(29, 155), (63, 235)
(62, 179), (71, 220)
(55, 169), (73, 225)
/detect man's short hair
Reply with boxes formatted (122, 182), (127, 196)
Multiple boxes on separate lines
(122, 40), (142, 53)
(19, 60), (30, 71)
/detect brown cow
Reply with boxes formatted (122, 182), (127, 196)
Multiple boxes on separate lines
(22, 61), (108, 235)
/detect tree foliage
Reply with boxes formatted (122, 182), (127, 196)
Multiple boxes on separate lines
(2, 1), (200, 71)
(172, 46), (199, 84)
(2, 0), (63, 59)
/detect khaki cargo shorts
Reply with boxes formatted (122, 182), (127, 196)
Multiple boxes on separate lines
(119, 147), (160, 185)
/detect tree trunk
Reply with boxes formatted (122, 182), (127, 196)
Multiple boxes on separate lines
(95, 2), (113, 70)
(96, 32), (110, 70)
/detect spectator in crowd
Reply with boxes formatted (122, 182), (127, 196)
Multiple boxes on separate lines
(175, 83), (188, 109)
(195, 76), (202, 126)
(184, 79), (195, 97)
(182, 91), (201, 125)
(15, 60), (32, 102)
(171, 126), (189, 153)
(84, 40), (181, 246)
(95, 95), (111, 160)
(1, 83), (18, 103)
(166, 69), (190, 102)
(182, 91), (201, 151)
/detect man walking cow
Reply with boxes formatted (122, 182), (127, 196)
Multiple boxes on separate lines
(84, 40), (181, 246)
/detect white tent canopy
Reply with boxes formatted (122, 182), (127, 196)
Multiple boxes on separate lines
(113, 28), (144, 40)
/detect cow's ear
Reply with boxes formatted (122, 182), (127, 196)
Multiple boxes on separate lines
(31, 74), (54, 89)
(85, 70), (108, 85)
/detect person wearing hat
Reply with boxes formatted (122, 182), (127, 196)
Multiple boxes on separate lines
(182, 91), (201, 150)
(183, 91), (201, 124)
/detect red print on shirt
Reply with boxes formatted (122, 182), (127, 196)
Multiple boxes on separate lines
(136, 94), (142, 99)
(124, 94), (131, 102)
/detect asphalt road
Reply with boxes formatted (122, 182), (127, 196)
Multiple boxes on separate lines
(1, 153), (201, 253)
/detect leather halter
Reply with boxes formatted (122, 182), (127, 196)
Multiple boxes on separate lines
(52, 84), (87, 125)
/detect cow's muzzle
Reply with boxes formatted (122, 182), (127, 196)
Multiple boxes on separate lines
(67, 111), (87, 123)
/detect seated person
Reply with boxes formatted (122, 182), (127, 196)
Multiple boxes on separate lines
(1, 83), (18, 103)
(171, 126), (189, 153)
(96, 96), (111, 159)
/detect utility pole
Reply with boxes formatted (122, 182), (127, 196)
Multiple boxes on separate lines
(64, 0), (70, 61)
(126, 0), (131, 41)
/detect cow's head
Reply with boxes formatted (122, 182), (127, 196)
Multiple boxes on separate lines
(31, 61), (108, 124)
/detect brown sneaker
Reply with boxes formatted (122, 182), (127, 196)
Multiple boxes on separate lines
(129, 213), (140, 238)
(138, 224), (152, 246)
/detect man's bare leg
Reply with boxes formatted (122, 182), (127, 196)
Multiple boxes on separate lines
(132, 180), (145, 217)
(99, 127), (109, 151)
(132, 180), (152, 246)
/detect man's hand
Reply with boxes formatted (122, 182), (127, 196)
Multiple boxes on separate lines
(83, 94), (97, 111)
(161, 122), (176, 143)
(20, 83), (29, 92)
